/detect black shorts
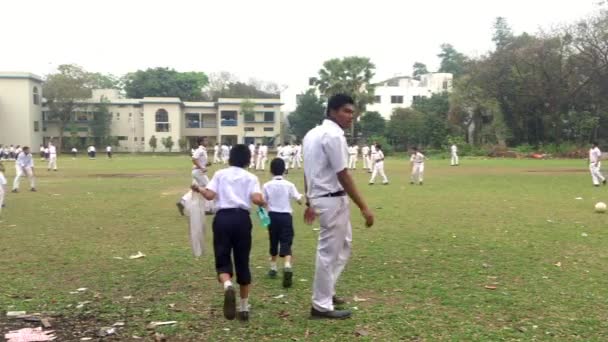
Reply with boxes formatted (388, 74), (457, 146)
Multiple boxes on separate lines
(268, 212), (294, 257)
(212, 208), (253, 285)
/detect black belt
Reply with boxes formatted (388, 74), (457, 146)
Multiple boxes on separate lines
(319, 190), (346, 198)
(217, 208), (249, 214)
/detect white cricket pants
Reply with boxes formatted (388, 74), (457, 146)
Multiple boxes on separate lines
(411, 163), (424, 183)
(291, 155), (302, 169)
(222, 154), (229, 164)
(48, 154), (57, 170)
(590, 163), (605, 185)
(311, 196), (352, 312)
(250, 155), (256, 168)
(256, 155), (267, 170)
(282, 156), (291, 169)
(364, 156), (371, 170)
(451, 153), (459, 166)
(213, 151), (220, 164)
(369, 161), (388, 183)
(13, 166), (35, 190)
(348, 155), (357, 169)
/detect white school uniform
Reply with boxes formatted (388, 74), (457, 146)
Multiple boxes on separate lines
(451, 144), (459, 166)
(47, 144), (58, 170)
(213, 145), (220, 164)
(0, 171), (6, 214)
(303, 119), (351, 313)
(369, 149), (388, 184)
(280, 145), (292, 169)
(410, 152), (426, 184)
(221, 145), (230, 164)
(13, 152), (35, 190)
(589, 147), (605, 186)
(249, 144), (256, 168)
(263, 176), (303, 213)
(348, 146), (359, 169)
(291, 144), (302, 169)
(207, 166), (262, 211)
(361, 146), (370, 170)
(257, 145), (268, 170)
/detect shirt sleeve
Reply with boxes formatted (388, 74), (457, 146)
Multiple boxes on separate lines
(323, 134), (348, 174)
(207, 173), (219, 193)
(291, 183), (303, 201)
(379, 151), (384, 159)
(250, 177), (262, 196)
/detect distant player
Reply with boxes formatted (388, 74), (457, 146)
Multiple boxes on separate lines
(71, 147), (78, 159)
(106, 145), (113, 159)
(450, 144), (459, 166)
(249, 143), (256, 168)
(47, 142), (58, 171)
(263, 158), (303, 288)
(410, 147), (426, 185)
(12, 146), (36, 193)
(0, 162), (6, 214)
(88, 145), (96, 159)
(589, 142), (606, 187)
(221, 144), (230, 164)
(291, 143), (302, 169)
(213, 143), (220, 164)
(256, 144), (268, 171)
(369, 144), (388, 185)
(39, 145), (45, 160)
(361, 144), (370, 171)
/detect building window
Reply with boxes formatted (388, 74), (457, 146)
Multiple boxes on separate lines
(442, 80), (449, 90)
(374, 95), (381, 103)
(155, 109), (170, 132)
(186, 113), (201, 128)
(264, 127), (274, 132)
(34, 121), (39, 132)
(129, 113), (132, 117)
(116, 113), (120, 120)
(221, 111), (238, 126)
(140, 113), (144, 117)
(244, 127), (255, 132)
(263, 112), (274, 122)
(308, 77), (317, 86)
(33, 87), (40, 105)
(387, 79), (399, 87)
(117, 136), (128, 141)
(42, 111), (48, 121)
(42, 124), (47, 132)
(412, 95), (422, 102)
(391, 96), (404, 104)
(134, 137), (138, 142)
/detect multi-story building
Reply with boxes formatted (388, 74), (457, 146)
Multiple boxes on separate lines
(280, 73), (453, 120)
(0, 72), (283, 151)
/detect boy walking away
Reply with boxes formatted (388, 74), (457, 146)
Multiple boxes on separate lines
(450, 144), (459, 166)
(589, 142), (606, 187)
(0, 162), (6, 214)
(263, 158), (303, 288)
(192, 144), (266, 322)
(47, 142), (58, 171)
(106, 145), (113, 159)
(71, 147), (77, 159)
(12, 146), (36, 193)
(361, 144), (370, 171)
(410, 147), (426, 185)
(369, 144), (388, 185)
(291, 143), (303, 169)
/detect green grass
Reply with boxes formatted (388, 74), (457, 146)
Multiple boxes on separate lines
(1, 155), (608, 341)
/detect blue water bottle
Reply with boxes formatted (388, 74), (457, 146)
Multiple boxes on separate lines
(257, 207), (271, 228)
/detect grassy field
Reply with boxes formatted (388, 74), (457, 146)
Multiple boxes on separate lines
(1, 154), (608, 341)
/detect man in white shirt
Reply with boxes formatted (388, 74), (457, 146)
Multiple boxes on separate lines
(256, 144), (268, 171)
(450, 144), (459, 166)
(291, 143), (303, 169)
(303, 94), (374, 320)
(248, 143), (256, 169)
(369, 144), (388, 185)
(88, 145), (96, 159)
(589, 142), (606, 187)
(369, 142), (378, 173)
(106, 145), (113, 159)
(12, 146), (36, 193)
(279, 143), (292, 171)
(410, 147), (426, 185)
(361, 144), (370, 171)
(213, 143), (220, 164)
(348, 145), (358, 170)
(177, 137), (213, 215)
(47, 142), (58, 171)
(71, 147), (78, 159)
(221, 144), (230, 164)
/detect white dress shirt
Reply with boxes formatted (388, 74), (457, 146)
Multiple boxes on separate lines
(17, 152), (34, 168)
(192, 146), (208, 170)
(451, 145), (458, 154)
(303, 119), (348, 198)
(49, 145), (57, 155)
(411, 152), (425, 164)
(206, 166), (262, 211)
(361, 146), (369, 157)
(263, 176), (303, 213)
(590, 147), (602, 164)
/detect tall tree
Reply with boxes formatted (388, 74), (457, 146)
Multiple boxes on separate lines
(492, 17), (514, 50)
(387, 108), (426, 149)
(43, 64), (92, 150)
(359, 111), (386, 138)
(412, 62), (429, 80)
(287, 89), (326, 140)
(315, 56), (376, 135)
(89, 99), (111, 141)
(124, 67), (208, 100)
(87, 72), (121, 89)
(438, 44), (468, 78)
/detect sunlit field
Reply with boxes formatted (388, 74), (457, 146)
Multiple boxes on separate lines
(1, 154), (607, 341)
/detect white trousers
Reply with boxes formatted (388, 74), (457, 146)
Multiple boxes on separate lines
(281, 156), (291, 169)
(411, 163), (424, 183)
(48, 154), (57, 170)
(13, 166), (35, 190)
(370, 161), (388, 183)
(222, 154), (229, 164)
(311, 196), (352, 312)
(250, 155), (256, 169)
(364, 156), (371, 170)
(291, 154), (302, 169)
(451, 153), (459, 166)
(256, 155), (267, 170)
(213, 152), (220, 163)
(348, 155), (357, 169)
(590, 163), (605, 185)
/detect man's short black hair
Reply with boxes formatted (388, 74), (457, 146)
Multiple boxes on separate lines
(197, 137), (207, 145)
(229, 144), (251, 168)
(593, 141), (599, 146)
(326, 93), (354, 116)
(376, 144), (382, 150)
(270, 158), (286, 176)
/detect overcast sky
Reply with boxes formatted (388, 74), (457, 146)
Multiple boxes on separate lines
(1, 0), (601, 87)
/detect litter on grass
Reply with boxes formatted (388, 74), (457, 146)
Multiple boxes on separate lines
(129, 251), (146, 259)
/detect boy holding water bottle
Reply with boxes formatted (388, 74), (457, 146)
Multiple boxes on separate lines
(192, 144), (266, 322)
(263, 158), (303, 288)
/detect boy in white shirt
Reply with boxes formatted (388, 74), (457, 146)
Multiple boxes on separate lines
(12, 146), (36, 192)
(71, 147), (78, 159)
(369, 144), (389, 185)
(589, 142), (606, 187)
(450, 144), (459, 166)
(47, 142), (58, 171)
(256, 144), (268, 171)
(361, 144), (370, 170)
(213, 143), (220, 164)
(291, 143), (302, 169)
(248, 143), (256, 168)
(410, 147), (426, 185)
(106, 146), (113, 159)
(263, 158), (303, 288)
(192, 144), (266, 322)
(0, 162), (6, 214)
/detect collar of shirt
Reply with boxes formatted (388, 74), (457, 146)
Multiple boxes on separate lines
(323, 119), (344, 135)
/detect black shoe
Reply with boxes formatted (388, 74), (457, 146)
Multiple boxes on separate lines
(176, 202), (185, 216)
(223, 286), (236, 320)
(410, 182), (414, 185)
(333, 296), (347, 305)
(268, 269), (278, 279)
(603, 180), (607, 186)
(54, 169), (57, 172)
(419, 182), (423, 186)
(238, 311), (249, 322)
(30, 188), (37, 192)
(11, 189), (17, 193)
(383, 182), (389, 185)
(283, 268), (293, 288)
(310, 307), (351, 320)
(368, 182), (374, 185)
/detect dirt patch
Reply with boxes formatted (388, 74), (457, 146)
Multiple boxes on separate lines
(525, 169), (587, 173)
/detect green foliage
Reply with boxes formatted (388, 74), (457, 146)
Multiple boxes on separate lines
(178, 137), (188, 152)
(124, 67), (208, 100)
(367, 135), (394, 155)
(287, 90), (326, 140)
(207, 81), (278, 101)
(68, 135), (81, 149)
(89, 99), (111, 139)
(412, 62), (429, 80)
(240, 99), (256, 121)
(149, 135), (158, 152)
(161, 136), (174, 152)
(359, 111), (386, 138)
(437, 44), (468, 78)
(87, 72), (121, 89)
(85, 136), (96, 147)
(387, 108), (426, 149)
